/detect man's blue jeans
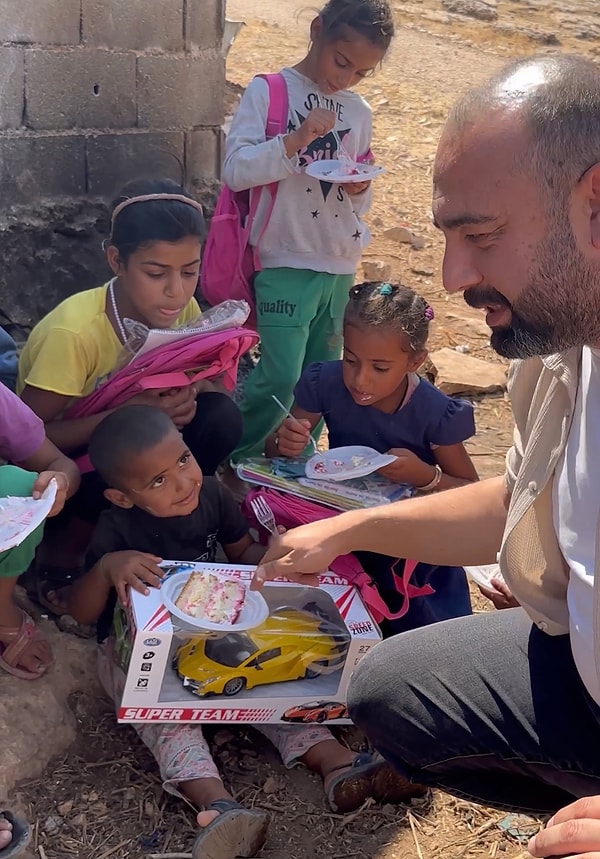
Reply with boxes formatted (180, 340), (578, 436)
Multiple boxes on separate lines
(348, 608), (600, 813)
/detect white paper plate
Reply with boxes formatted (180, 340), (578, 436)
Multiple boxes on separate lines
(161, 571), (269, 632)
(304, 160), (386, 184)
(306, 446), (397, 482)
(464, 564), (505, 589)
(0, 479), (57, 552)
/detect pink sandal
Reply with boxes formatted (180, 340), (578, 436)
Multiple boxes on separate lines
(0, 609), (52, 680)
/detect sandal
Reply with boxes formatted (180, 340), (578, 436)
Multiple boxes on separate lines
(191, 799), (269, 859)
(326, 752), (427, 813)
(0, 609), (52, 680)
(0, 810), (31, 857)
(24, 565), (82, 618)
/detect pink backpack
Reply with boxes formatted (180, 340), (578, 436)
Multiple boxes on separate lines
(66, 327), (259, 472)
(242, 487), (434, 624)
(200, 73), (289, 328)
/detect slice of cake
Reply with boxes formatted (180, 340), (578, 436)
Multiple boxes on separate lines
(175, 572), (246, 624)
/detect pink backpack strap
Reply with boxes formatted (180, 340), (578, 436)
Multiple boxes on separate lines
(250, 73), (289, 270)
(242, 487), (429, 623)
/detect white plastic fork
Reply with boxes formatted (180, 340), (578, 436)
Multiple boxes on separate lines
(332, 128), (356, 174)
(250, 496), (278, 536)
(271, 395), (322, 456)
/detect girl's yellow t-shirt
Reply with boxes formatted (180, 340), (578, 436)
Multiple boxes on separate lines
(17, 283), (200, 400)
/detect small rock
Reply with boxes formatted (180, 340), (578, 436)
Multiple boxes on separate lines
(71, 814), (86, 828)
(444, 312), (491, 340)
(429, 348), (507, 395)
(411, 265), (434, 277)
(44, 815), (62, 835)
(213, 729), (235, 747)
(384, 226), (426, 249)
(57, 800), (73, 816)
(455, 344), (470, 354)
(441, 0), (498, 21)
(362, 260), (392, 281)
(262, 775), (283, 795)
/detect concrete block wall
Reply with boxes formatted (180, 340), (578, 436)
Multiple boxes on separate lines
(0, 0), (225, 206)
(0, 0), (225, 335)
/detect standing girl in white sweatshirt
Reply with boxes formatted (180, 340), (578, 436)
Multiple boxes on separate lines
(223, 0), (394, 463)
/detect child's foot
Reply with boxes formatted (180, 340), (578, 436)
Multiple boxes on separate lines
(0, 604), (52, 680)
(322, 752), (427, 813)
(0, 810), (31, 856)
(0, 818), (10, 851)
(193, 800), (269, 859)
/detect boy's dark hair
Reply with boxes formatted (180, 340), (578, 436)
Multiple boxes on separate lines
(319, 0), (394, 51)
(344, 281), (432, 351)
(89, 405), (176, 490)
(110, 177), (206, 263)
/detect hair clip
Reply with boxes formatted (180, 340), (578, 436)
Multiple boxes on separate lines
(424, 305), (435, 321)
(379, 283), (393, 296)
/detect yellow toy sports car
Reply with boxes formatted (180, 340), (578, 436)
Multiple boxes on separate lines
(174, 607), (351, 697)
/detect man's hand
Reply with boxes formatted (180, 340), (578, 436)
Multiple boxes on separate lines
(528, 796), (600, 858)
(252, 519), (350, 589)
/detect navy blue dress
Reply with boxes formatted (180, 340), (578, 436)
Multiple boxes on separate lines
(294, 361), (476, 633)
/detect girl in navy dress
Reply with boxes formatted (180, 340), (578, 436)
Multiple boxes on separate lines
(265, 280), (479, 632)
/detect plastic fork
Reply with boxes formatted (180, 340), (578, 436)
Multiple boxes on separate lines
(271, 395), (322, 456)
(250, 496), (278, 536)
(332, 129), (356, 174)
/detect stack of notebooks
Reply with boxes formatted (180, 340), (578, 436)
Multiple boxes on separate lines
(235, 457), (414, 512)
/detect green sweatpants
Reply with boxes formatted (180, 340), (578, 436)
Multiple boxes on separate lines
(0, 465), (45, 578)
(233, 267), (354, 462)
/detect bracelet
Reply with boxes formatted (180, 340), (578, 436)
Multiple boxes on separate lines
(417, 464), (443, 492)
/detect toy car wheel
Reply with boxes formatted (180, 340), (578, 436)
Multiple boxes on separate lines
(305, 663), (325, 679)
(316, 710), (328, 723)
(222, 676), (246, 696)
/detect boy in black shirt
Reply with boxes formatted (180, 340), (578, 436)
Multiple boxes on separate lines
(65, 405), (413, 859)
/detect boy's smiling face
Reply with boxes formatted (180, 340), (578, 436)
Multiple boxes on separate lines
(105, 428), (203, 518)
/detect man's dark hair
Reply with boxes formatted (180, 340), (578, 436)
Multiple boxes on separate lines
(88, 405), (176, 490)
(450, 54), (600, 206)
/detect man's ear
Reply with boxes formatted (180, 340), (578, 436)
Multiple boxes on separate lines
(573, 161), (600, 253)
(104, 487), (134, 509)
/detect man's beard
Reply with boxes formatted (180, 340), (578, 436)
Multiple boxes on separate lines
(464, 214), (600, 359)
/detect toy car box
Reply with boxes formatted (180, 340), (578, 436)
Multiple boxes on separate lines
(115, 561), (382, 725)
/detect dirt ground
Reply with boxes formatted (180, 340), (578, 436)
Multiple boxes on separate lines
(16, 3), (600, 859)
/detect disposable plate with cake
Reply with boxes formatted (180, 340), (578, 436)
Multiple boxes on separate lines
(161, 570), (269, 632)
(304, 160), (385, 184)
(306, 445), (397, 482)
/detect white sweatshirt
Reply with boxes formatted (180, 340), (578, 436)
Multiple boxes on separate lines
(222, 67), (373, 276)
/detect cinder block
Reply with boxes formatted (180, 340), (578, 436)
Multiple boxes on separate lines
(25, 49), (136, 131)
(137, 54), (224, 129)
(0, 0), (81, 45)
(0, 48), (24, 130)
(86, 132), (185, 196)
(0, 136), (86, 205)
(185, 0), (224, 51)
(185, 128), (222, 183)
(83, 0), (184, 52)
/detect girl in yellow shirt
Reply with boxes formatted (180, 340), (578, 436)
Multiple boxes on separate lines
(19, 177), (242, 603)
